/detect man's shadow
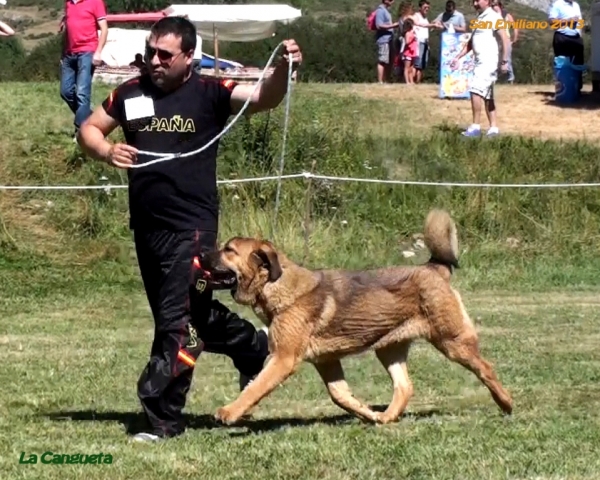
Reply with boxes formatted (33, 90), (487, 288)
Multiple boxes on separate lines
(40, 405), (446, 437)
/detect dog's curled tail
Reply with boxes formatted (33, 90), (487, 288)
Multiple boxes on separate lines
(423, 209), (459, 280)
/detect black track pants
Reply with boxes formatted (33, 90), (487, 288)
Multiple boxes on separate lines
(133, 229), (268, 438)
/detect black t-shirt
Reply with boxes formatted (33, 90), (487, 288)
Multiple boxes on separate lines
(101, 71), (237, 232)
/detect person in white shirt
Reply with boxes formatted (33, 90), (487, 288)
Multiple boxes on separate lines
(411, 0), (439, 83)
(548, 0), (584, 91)
(433, 1), (467, 33)
(451, 0), (510, 137)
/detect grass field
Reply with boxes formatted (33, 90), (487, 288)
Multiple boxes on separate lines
(2, 80), (600, 479)
(3, 288), (600, 479)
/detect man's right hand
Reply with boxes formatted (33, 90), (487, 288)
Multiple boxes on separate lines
(106, 143), (138, 169)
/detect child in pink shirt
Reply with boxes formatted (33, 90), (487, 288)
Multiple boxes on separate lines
(401, 18), (418, 84)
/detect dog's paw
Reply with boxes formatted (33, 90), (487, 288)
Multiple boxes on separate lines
(358, 411), (386, 425)
(214, 406), (242, 426)
(374, 412), (399, 425)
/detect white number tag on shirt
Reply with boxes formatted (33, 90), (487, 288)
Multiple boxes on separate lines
(124, 95), (155, 121)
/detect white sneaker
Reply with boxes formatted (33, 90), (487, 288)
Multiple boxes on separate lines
(131, 432), (161, 443)
(486, 127), (499, 137)
(461, 125), (481, 137)
(239, 327), (269, 391)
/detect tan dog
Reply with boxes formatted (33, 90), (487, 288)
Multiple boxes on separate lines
(201, 209), (513, 425)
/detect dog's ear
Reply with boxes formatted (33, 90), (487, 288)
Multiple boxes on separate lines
(252, 246), (282, 282)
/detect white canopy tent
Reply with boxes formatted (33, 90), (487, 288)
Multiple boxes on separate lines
(99, 27), (204, 68)
(163, 4), (302, 42)
(105, 4), (302, 76)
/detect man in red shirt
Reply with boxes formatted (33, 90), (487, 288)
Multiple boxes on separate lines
(59, 0), (108, 139)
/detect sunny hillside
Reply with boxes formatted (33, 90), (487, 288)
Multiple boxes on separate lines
(0, 0), (582, 84)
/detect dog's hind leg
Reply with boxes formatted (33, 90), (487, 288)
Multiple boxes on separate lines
(433, 334), (513, 415)
(374, 341), (413, 424)
(313, 360), (382, 424)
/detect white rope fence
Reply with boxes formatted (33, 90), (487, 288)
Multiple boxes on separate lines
(2, 172), (600, 190)
(0, 173), (306, 190)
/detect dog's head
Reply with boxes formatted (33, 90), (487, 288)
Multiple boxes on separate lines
(200, 237), (282, 305)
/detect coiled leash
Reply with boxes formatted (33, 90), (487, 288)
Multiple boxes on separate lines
(130, 41), (295, 171)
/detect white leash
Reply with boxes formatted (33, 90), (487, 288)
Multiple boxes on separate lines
(131, 41), (294, 168)
(273, 56), (294, 222)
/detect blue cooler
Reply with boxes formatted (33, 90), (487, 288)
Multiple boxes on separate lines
(554, 56), (586, 104)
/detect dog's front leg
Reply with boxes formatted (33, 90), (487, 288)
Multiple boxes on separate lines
(215, 353), (298, 425)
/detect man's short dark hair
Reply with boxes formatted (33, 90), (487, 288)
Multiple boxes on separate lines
(150, 16), (197, 53)
(418, 0), (430, 6)
(446, 0), (456, 8)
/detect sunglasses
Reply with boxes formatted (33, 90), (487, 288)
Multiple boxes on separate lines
(145, 45), (184, 64)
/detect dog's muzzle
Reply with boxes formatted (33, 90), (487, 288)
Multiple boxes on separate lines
(193, 255), (237, 291)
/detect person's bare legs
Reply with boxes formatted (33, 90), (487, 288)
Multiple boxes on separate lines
(377, 63), (386, 83)
(484, 85), (499, 136)
(471, 93), (483, 125)
(403, 59), (413, 84)
(384, 62), (391, 82)
(463, 73), (499, 137)
(462, 93), (483, 136)
(414, 68), (423, 83)
(485, 98), (497, 128)
(377, 41), (392, 83)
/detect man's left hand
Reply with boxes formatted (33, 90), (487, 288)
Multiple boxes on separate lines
(93, 51), (103, 66)
(281, 39), (302, 68)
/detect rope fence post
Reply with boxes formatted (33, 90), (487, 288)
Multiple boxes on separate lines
(301, 160), (317, 266)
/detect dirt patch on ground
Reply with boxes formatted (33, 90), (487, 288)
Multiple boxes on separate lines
(315, 83), (600, 143)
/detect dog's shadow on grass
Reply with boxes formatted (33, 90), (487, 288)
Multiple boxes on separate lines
(40, 405), (446, 437)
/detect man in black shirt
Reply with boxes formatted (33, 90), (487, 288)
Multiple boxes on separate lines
(78, 16), (302, 442)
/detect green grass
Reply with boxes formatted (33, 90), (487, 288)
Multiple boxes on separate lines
(2, 79), (600, 478)
(3, 81), (600, 291)
(3, 289), (600, 479)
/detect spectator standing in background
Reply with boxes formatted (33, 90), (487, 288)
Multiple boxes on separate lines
(375, 0), (399, 83)
(412, 0), (438, 83)
(396, 1), (415, 38)
(392, 1), (414, 79)
(433, 1), (467, 33)
(492, 0), (517, 83)
(59, 0), (109, 141)
(451, 0), (510, 137)
(548, 0), (584, 90)
(400, 18), (419, 83)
